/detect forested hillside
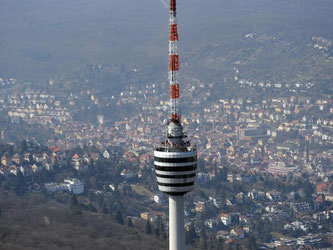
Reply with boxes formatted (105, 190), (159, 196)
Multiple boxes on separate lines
(0, 192), (170, 250)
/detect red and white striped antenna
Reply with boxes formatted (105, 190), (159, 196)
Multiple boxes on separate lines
(169, 0), (180, 123)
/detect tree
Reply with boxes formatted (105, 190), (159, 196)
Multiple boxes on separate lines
(245, 235), (258, 250)
(257, 219), (272, 243)
(144, 219), (152, 235)
(8, 145), (14, 156)
(220, 167), (228, 181)
(97, 194), (104, 209)
(4, 174), (16, 191)
(158, 221), (167, 240)
(69, 194), (78, 212)
(185, 223), (197, 245)
(88, 190), (95, 202)
(29, 153), (34, 163)
(19, 140), (27, 153)
(154, 225), (160, 237)
(15, 171), (25, 195)
(207, 235), (216, 249)
(100, 204), (108, 214)
(199, 228), (207, 249)
(127, 217), (133, 227)
(69, 194), (82, 216)
(112, 209), (124, 225)
(217, 238), (224, 250)
(303, 180), (314, 199)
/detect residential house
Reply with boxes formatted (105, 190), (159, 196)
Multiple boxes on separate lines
(230, 228), (245, 239)
(1, 156), (7, 166)
(204, 219), (218, 229)
(11, 153), (20, 164)
(154, 194), (164, 205)
(195, 202), (205, 213)
(243, 225), (251, 233)
(216, 230), (230, 240)
(316, 182), (332, 194)
(64, 178), (84, 194)
(221, 213), (232, 226)
(139, 153), (150, 164)
(102, 150), (110, 159)
(291, 202), (312, 214)
(31, 163), (42, 173)
(120, 169), (136, 179)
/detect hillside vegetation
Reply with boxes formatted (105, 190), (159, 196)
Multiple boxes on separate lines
(0, 191), (168, 250)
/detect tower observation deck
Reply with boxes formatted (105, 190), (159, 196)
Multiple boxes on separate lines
(154, 123), (197, 196)
(153, 0), (198, 249)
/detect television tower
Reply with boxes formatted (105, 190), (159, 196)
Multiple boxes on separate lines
(154, 1), (197, 250)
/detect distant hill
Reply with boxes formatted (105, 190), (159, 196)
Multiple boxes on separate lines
(0, 0), (332, 83)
